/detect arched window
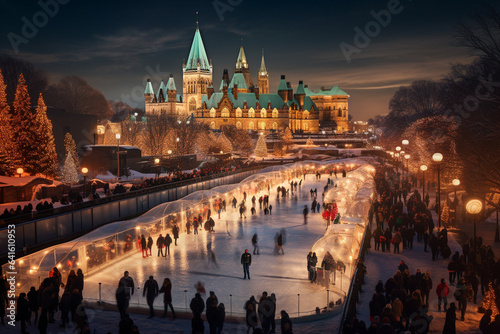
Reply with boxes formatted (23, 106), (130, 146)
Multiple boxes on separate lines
(272, 122), (278, 130)
(248, 108), (255, 118)
(338, 107), (342, 117)
(259, 122), (266, 130)
(272, 108), (278, 118)
(261, 108), (267, 118)
(209, 108), (216, 118)
(303, 110), (309, 119)
(189, 98), (196, 111)
(210, 121), (216, 129)
(303, 123), (309, 131)
(235, 108), (242, 118)
(249, 122), (255, 130)
(221, 108), (229, 118)
(236, 121), (242, 129)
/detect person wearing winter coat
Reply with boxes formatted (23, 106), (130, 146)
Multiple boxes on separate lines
(172, 225), (180, 245)
(17, 292), (30, 334)
(59, 291), (71, 327)
(398, 260), (409, 273)
(76, 268), (84, 298)
(206, 297), (218, 334)
(159, 278), (176, 319)
(215, 303), (225, 334)
(280, 310), (293, 334)
(27, 286), (39, 325)
(392, 232), (402, 253)
(140, 235), (147, 257)
(391, 298), (403, 320)
(164, 234), (173, 255)
(384, 229), (392, 253)
(65, 269), (79, 293)
(157, 234), (165, 257)
(143, 276), (159, 318)
(241, 249), (252, 279)
(442, 302), (457, 334)
(147, 236), (153, 256)
(191, 312), (205, 334)
(455, 278), (469, 321)
(436, 279), (450, 311)
(190, 293), (205, 317)
(244, 296), (258, 334)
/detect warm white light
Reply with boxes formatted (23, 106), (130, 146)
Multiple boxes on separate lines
(402, 139), (409, 145)
(404, 154), (410, 159)
(176, 137), (180, 142)
(220, 151), (223, 154)
(452, 179), (460, 186)
(167, 150), (172, 155)
(17, 168), (23, 175)
(420, 165), (427, 172)
(432, 153), (443, 162)
(395, 153), (400, 158)
(116, 133), (121, 140)
(57, 263), (62, 268)
(154, 158), (160, 164)
(466, 199), (482, 215)
(396, 146), (401, 151)
(81, 167), (88, 174)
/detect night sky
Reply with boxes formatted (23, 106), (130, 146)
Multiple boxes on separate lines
(0, 0), (489, 120)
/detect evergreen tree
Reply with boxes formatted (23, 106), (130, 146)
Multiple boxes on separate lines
(61, 153), (79, 184)
(306, 137), (314, 146)
(282, 127), (293, 151)
(273, 141), (285, 157)
(0, 70), (14, 175)
(217, 133), (233, 153)
(33, 94), (58, 177)
(441, 201), (451, 227)
(254, 134), (268, 157)
(64, 132), (79, 170)
(11, 74), (36, 173)
(480, 282), (499, 316)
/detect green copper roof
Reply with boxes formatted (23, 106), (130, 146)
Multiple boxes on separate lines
(144, 80), (154, 94)
(219, 79), (228, 91)
(235, 46), (249, 71)
(296, 82), (305, 95)
(166, 76), (176, 91)
(186, 27), (210, 71)
(304, 85), (349, 97)
(277, 77), (288, 91)
(202, 92), (286, 110)
(303, 96), (318, 111)
(228, 73), (248, 90)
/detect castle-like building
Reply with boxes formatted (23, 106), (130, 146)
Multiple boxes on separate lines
(144, 25), (350, 133)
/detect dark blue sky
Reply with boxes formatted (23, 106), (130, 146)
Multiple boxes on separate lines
(0, 0), (489, 120)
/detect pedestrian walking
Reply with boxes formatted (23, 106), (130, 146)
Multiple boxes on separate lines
(276, 233), (284, 255)
(206, 291), (218, 334)
(76, 268), (84, 298)
(252, 233), (260, 255)
(244, 296), (258, 334)
(159, 278), (176, 319)
(443, 302), (457, 334)
(143, 275), (159, 318)
(303, 205), (309, 224)
(27, 286), (39, 325)
(436, 278), (450, 312)
(157, 234), (165, 257)
(147, 236), (153, 256)
(173, 225), (179, 246)
(216, 303), (225, 334)
(141, 235), (147, 257)
(116, 271), (135, 319)
(164, 233), (172, 255)
(280, 310), (293, 334)
(241, 249), (252, 279)
(190, 292), (205, 317)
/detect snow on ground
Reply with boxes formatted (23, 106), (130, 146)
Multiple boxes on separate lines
(357, 217), (483, 333)
(3, 171), (353, 334)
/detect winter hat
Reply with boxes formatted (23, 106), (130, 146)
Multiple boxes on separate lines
(382, 317), (390, 324)
(400, 260), (405, 265)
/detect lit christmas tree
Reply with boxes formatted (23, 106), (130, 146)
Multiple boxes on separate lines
(33, 94), (58, 177)
(441, 201), (451, 228)
(0, 70), (14, 175)
(254, 134), (268, 157)
(480, 282), (499, 316)
(61, 153), (79, 184)
(217, 133), (233, 153)
(64, 132), (79, 170)
(306, 137), (314, 146)
(11, 74), (36, 174)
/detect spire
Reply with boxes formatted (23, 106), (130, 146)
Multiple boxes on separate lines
(235, 46), (249, 72)
(144, 79), (154, 94)
(157, 80), (166, 102)
(295, 80), (305, 95)
(259, 49), (268, 76)
(185, 25), (210, 71)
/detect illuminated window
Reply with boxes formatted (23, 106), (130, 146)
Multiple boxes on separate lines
(259, 122), (266, 130)
(249, 122), (255, 130)
(235, 108), (242, 118)
(210, 108), (216, 118)
(189, 98), (196, 111)
(210, 121), (216, 129)
(248, 108), (255, 118)
(221, 108), (229, 118)
(303, 123), (309, 131)
(303, 111), (309, 119)
(261, 108), (267, 118)
(272, 108), (278, 118)
(236, 121), (242, 129)
(272, 122), (278, 130)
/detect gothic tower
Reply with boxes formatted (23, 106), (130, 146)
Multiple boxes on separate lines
(234, 46), (254, 92)
(258, 49), (269, 94)
(183, 24), (213, 112)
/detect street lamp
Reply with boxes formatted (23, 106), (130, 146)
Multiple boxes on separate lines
(116, 133), (121, 180)
(81, 167), (88, 198)
(404, 154), (410, 180)
(17, 168), (23, 177)
(420, 165), (428, 204)
(466, 198), (482, 266)
(452, 179), (460, 200)
(154, 158), (160, 179)
(433, 153), (443, 229)
(402, 139), (409, 146)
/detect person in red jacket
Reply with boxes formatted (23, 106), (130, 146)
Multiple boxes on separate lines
(436, 278), (450, 311)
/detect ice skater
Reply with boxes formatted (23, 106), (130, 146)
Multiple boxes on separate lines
(159, 278), (176, 319)
(241, 249), (252, 279)
(303, 205), (309, 224)
(164, 233), (172, 255)
(143, 275), (159, 318)
(251, 233), (260, 255)
(157, 234), (165, 257)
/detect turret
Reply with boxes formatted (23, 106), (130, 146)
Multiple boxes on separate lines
(286, 82), (293, 102)
(277, 75), (288, 102)
(258, 49), (269, 94)
(294, 80), (306, 108)
(166, 74), (177, 102)
(144, 79), (154, 103)
(157, 80), (166, 103)
(207, 86), (214, 99)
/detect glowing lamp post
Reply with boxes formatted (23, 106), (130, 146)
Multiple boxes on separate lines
(17, 168), (23, 177)
(404, 154), (410, 180)
(116, 133), (121, 180)
(432, 153), (443, 229)
(81, 167), (88, 198)
(402, 139), (409, 146)
(452, 179), (460, 199)
(154, 158), (160, 179)
(466, 199), (482, 265)
(420, 165), (427, 204)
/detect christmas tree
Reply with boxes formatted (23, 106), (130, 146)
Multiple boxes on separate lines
(11, 74), (36, 174)
(306, 137), (314, 146)
(217, 133), (233, 153)
(33, 94), (58, 177)
(254, 134), (268, 157)
(480, 282), (499, 316)
(61, 153), (79, 184)
(64, 132), (79, 170)
(441, 201), (451, 228)
(282, 127), (293, 151)
(0, 70), (14, 175)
